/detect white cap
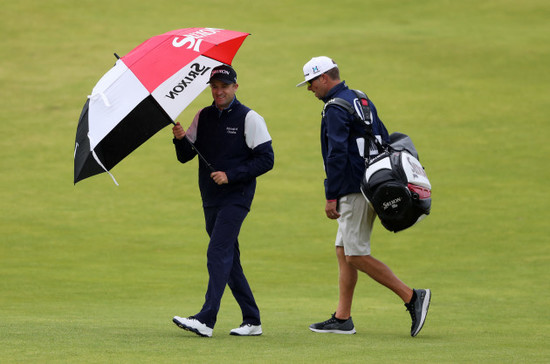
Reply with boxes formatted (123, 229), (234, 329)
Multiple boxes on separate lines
(296, 56), (338, 87)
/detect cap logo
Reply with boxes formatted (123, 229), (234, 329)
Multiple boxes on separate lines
(312, 66), (320, 74)
(212, 69), (230, 76)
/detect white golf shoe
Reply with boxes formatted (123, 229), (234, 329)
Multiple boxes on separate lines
(173, 316), (213, 337)
(230, 324), (263, 336)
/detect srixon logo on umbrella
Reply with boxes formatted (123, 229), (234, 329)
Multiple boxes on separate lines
(164, 63), (212, 100)
(153, 56), (221, 118)
(171, 28), (223, 51)
(163, 28), (228, 101)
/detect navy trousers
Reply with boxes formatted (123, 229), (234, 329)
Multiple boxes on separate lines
(194, 204), (261, 328)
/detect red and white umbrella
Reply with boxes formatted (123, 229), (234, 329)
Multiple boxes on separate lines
(74, 27), (250, 184)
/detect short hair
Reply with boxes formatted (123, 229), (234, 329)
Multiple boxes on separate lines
(326, 67), (340, 81)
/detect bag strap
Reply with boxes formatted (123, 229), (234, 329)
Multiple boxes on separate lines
(324, 89), (386, 160)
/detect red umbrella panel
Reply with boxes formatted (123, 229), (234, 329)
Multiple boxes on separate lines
(74, 28), (249, 184)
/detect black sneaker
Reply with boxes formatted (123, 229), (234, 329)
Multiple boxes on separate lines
(309, 313), (356, 334)
(405, 288), (431, 337)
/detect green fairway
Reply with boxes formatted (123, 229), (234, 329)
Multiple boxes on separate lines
(1, 0), (549, 362)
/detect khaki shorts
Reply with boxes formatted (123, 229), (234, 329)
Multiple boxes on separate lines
(335, 193), (376, 256)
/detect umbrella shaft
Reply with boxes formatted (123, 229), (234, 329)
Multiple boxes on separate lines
(170, 121), (214, 172)
(184, 136), (215, 172)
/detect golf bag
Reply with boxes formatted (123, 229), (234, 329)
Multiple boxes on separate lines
(361, 133), (431, 232)
(327, 90), (431, 232)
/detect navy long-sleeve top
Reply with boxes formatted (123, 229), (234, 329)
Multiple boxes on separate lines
(174, 98), (274, 209)
(320, 82), (389, 200)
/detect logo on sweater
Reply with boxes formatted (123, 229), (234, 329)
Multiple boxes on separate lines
(226, 127), (238, 135)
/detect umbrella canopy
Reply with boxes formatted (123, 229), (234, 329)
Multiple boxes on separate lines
(74, 28), (250, 184)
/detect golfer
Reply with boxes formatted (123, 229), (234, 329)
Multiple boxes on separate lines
(297, 56), (431, 337)
(172, 65), (274, 337)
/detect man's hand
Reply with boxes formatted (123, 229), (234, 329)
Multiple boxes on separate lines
(172, 122), (186, 140)
(211, 171), (228, 185)
(325, 199), (341, 220)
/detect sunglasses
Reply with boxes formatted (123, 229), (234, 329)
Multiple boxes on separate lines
(307, 74), (323, 86)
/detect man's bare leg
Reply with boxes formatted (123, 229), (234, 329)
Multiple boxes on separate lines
(346, 255), (413, 303)
(335, 246), (357, 319)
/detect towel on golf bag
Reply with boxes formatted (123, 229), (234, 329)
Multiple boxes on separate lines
(360, 132), (431, 232)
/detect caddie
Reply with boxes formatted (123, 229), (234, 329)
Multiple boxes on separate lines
(297, 56), (431, 337)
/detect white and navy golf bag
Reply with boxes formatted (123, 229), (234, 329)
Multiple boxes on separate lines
(360, 133), (431, 233)
(327, 90), (431, 233)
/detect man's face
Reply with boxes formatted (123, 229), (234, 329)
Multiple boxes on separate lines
(210, 80), (238, 110)
(307, 74), (328, 100)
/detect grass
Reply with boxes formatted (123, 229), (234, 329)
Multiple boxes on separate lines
(1, 0), (549, 362)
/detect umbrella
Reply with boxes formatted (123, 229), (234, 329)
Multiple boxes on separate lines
(74, 27), (250, 185)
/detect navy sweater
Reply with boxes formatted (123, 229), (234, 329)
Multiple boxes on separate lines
(174, 98), (274, 209)
(321, 82), (389, 200)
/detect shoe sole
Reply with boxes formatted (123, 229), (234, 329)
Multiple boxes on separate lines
(230, 332), (263, 336)
(309, 327), (356, 335)
(411, 289), (431, 337)
(173, 318), (212, 338)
